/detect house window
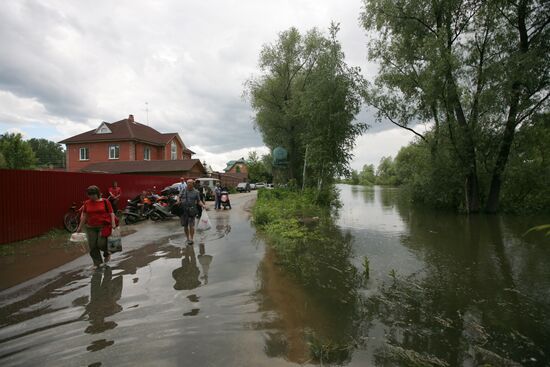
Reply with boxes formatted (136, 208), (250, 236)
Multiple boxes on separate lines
(144, 147), (151, 160)
(79, 147), (89, 161)
(171, 141), (177, 160)
(109, 145), (120, 159)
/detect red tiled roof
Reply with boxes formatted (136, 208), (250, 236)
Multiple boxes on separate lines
(59, 118), (182, 147)
(81, 159), (205, 174)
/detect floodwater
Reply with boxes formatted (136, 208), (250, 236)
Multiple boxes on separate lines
(1, 187), (549, 366)
(334, 185), (550, 366)
(0, 193), (286, 367)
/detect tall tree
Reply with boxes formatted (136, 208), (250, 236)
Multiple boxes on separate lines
(376, 156), (398, 185)
(247, 151), (273, 183)
(0, 133), (36, 169)
(245, 27), (319, 181)
(28, 138), (65, 167)
(246, 24), (366, 191)
(361, 0), (549, 212)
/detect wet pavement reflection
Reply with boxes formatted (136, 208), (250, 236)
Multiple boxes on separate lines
(0, 193), (292, 367)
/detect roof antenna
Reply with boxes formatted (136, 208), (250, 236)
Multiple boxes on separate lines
(145, 101), (149, 126)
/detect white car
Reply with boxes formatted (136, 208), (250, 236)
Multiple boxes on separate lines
(255, 182), (266, 189)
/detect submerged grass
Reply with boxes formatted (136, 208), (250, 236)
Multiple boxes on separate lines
(253, 188), (364, 364)
(253, 188), (361, 303)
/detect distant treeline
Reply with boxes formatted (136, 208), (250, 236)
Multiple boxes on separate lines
(344, 113), (550, 214)
(0, 133), (65, 169)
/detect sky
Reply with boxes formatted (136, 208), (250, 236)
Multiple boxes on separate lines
(0, 0), (419, 171)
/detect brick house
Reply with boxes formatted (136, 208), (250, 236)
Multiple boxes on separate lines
(59, 115), (204, 176)
(224, 157), (248, 175)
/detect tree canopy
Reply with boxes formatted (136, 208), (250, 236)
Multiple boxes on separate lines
(28, 138), (65, 168)
(246, 24), (367, 193)
(361, 0), (549, 212)
(0, 133), (37, 169)
(247, 151), (273, 183)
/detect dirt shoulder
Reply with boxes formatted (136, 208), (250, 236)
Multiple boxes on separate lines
(0, 226), (136, 291)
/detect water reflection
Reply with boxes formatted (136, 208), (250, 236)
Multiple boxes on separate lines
(349, 184), (374, 204)
(172, 245), (201, 291)
(358, 185), (550, 366)
(254, 223), (364, 365)
(255, 184), (550, 366)
(198, 243), (213, 285)
(84, 267), (123, 335)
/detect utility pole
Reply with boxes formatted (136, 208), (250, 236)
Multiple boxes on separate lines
(145, 102), (149, 125)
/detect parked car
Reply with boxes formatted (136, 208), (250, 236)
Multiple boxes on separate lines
(249, 183), (257, 190)
(266, 183), (274, 189)
(255, 182), (266, 189)
(236, 182), (251, 192)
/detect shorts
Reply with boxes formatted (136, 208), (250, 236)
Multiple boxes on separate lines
(180, 213), (196, 227)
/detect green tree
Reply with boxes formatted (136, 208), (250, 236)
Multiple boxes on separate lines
(499, 113), (550, 213)
(349, 169), (360, 185)
(361, 0), (550, 212)
(0, 133), (36, 169)
(245, 27), (317, 182)
(247, 151), (273, 183)
(246, 24), (367, 194)
(359, 164), (376, 185)
(375, 156), (398, 186)
(28, 138), (65, 168)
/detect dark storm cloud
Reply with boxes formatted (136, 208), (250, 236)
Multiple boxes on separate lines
(0, 0), (405, 165)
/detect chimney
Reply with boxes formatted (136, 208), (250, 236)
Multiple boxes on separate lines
(128, 114), (134, 123)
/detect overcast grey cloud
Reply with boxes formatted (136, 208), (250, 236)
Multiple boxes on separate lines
(0, 0), (414, 171)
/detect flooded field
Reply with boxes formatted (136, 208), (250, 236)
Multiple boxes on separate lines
(253, 185), (550, 366)
(339, 185), (549, 366)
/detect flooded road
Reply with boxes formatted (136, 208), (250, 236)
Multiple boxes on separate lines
(1, 186), (550, 366)
(0, 192), (291, 367)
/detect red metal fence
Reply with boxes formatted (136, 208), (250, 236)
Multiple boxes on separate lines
(0, 169), (179, 245)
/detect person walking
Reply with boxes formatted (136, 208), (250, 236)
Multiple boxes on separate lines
(177, 179), (206, 245)
(108, 181), (122, 213)
(177, 177), (187, 194)
(76, 186), (117, 269)
(214, 182), (222, 210)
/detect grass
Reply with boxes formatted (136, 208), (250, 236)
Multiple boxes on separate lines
(0, 228), (69, 257)
(253, 188), (361, 295)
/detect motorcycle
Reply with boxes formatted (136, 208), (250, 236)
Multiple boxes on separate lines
(148, 195), (179, 221)
(123, 194), (151, 224)
(220, 189), (231, 210)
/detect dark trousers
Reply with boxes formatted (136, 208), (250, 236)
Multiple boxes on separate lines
(86, 226), (108, 266)
(214, 196), (221, 209)
(109, 198), (119, 213)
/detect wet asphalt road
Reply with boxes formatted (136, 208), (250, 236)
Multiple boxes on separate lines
(0, 191), (298, 367)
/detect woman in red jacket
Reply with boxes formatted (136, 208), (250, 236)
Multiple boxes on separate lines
(76, 185), (117, 269)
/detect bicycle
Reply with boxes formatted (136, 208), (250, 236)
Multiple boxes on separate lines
(63, 202), (83, 233)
